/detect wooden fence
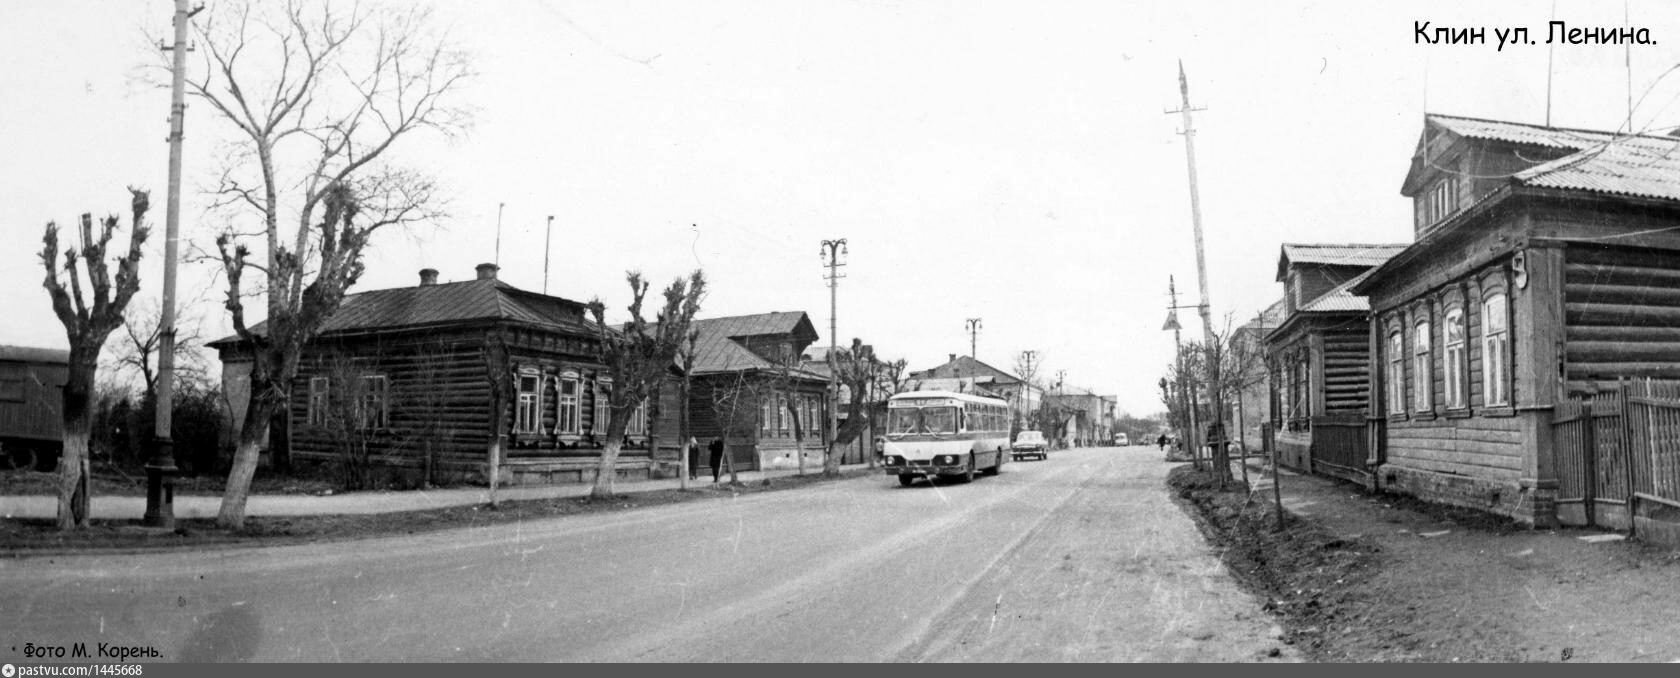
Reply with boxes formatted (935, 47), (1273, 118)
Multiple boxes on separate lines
(1553, 379), (1680, 530)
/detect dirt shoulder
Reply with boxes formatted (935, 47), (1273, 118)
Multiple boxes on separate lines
(2, 468), (875, 556)
(1169, 464), (1680, 663)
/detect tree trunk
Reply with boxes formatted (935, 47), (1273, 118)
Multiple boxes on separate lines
(592, 440), (622, 498)
(57, 361), (96, 530)
(219, 391), (278, 528)
(57, 429), (92, 529)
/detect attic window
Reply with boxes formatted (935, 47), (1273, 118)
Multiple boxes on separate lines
(1425, 177), (1459, 225)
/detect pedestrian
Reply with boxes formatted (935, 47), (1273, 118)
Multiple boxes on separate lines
(708, 437), (725, 483)
(686, 436), (700, 480)
(1157, 433), (1168, 451)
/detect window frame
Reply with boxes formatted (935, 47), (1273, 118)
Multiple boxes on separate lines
(1482, 292), (1511, 408)
(1413, 314), (1433, 414)
(357, 374), (389, 431)
(556, 373), (581, 435)
(1387, 325), (1406, 417)
(307, 376), (330, 427)
(514, 368), (543, 435)
(1444, 307), (1467, 410)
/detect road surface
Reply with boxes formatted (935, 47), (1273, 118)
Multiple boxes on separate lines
(0, 446), (1294, 662)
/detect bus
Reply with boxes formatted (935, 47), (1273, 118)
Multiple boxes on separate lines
(1114, 433), (1129, 446)
(879, 390), (1010, 486)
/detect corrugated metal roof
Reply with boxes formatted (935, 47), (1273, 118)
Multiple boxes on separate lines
(1298, 269), (1378, 314)
(687, 312), (821, 377)
(1428, 114), (1620, 150)
(0, 345), (69, 364)
(1279, 244), (1408, 268)
(1515, 135), (1680, 202)
(208, 278), (597, 346)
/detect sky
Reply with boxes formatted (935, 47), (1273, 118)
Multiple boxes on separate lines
(5, 0), (1680, 418)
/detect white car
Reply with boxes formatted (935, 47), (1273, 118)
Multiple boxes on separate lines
(1012, 430), (1048, 461)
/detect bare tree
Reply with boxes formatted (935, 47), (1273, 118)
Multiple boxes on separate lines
(38, 190), (150, 529)
(707, 370), (769, 486)
(113, 299), (210, 405)
(827, 338), (879, 476)
(586, 270), (706, 499)
(184, 1), (472, 528)
(675, 329), (699, 489)
(479, 330), (513, 509)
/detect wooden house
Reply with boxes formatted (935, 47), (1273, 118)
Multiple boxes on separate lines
(1351, 113), (1680, 526)
(1265, 244), (1404, 482)
(0, 345), (68, 471)
(209, 264), (656, 487)
(666, 312), (831, 472)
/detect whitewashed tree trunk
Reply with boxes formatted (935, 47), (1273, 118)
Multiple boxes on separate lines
(56, 430), (92, 529)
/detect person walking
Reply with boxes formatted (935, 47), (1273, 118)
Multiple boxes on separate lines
(1157, 433), (1168, 451)
(708, 437), (725, 483)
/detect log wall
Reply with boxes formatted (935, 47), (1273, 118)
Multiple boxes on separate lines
(1564, 244), (1680, 392)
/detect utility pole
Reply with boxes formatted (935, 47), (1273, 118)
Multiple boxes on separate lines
(1164, 276), (1202, 471)
(1054, 369), (1066, 448)
(1167, 60), (1225, 481)
(543, 215), (553, 294)
(145, 0), (199, 529)
(820, 238), (847, 467)
(1019, 349), (1037, 433)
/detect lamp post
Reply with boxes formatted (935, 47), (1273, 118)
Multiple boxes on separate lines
(1164, 275), (1203, 470)
(820, 238), (847, 469)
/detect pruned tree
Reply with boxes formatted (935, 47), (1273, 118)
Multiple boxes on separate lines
(828, 338), (879, 476)
(38, 189), (150, 529)
(707, 369), (768, 486)
(480, 330), (512, 508)
(586, 270), (706, 499)
(675, 329), (699, 489)
(184, 0), (472, 528)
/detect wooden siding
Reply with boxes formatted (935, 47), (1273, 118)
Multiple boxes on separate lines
(1565, 245), (1680, 391)
(1385, 414), (1523, 480)
(1321, 328), (1370, 412)
(0, 361), (66, 443)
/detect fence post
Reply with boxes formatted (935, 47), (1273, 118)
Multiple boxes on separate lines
(1583, 399), (1596, 527)
(1620, 378), (1636, 537)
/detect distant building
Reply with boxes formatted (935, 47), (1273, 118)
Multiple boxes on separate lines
(673, 312), (831, 472)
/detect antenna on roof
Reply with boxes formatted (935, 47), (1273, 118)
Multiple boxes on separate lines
(495, 202), (506, 268)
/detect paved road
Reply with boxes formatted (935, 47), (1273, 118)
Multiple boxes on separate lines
(0, 447), (1294, 662)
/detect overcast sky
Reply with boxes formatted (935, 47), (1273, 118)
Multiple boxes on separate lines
(5, 0), (1680, 417)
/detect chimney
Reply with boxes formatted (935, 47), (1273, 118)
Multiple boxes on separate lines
(418, 268), (439, 286)
(475, 263), (499, 281)
(949, 353), (956, 363)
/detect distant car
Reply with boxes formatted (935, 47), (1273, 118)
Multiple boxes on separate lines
(1113, 433), (1129, 446)
(1012, 430), (1048, 461)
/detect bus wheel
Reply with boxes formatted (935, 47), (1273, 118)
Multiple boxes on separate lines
(897, 474), (917, 487)
(963, 456), (976, 482)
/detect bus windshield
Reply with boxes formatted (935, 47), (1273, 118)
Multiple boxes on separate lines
(921, 407), (957, 435)
(888, 408), (921, 435)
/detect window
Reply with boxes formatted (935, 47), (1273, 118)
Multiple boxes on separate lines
(761, 396), (774, 435)
(626, 401), (647, 436)
(1483, 293), (1510, 407)
(358, 375), (388, 430)
(1426, 177), (1459, 225)
(1444, 308), (1466, 409)
(1414, 317), (1432, 413)
(1388, 329), (1405, 415)
(514, 370), (542, 434)
(777, 395), (789, 435)
(307, 377), (330, 426)
(557, 375), (580, 434)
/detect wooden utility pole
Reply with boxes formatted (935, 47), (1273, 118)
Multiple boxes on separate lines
(145, 0), (198, 528)
(543, 215), (554, 294)
(1167, 60), (1225, 482)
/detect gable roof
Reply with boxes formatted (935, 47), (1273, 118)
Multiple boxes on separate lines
(909, 355), (1024, 385)
(687, 311), (822, 377)
(1298, 268), (1379, 313)
(207, 278), (596, 347)
(1276, 243), (1408, 282)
